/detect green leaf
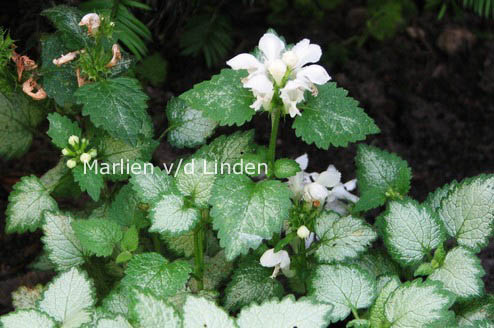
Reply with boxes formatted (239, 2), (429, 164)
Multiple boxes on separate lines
(414, 262), (434, 277)
(40, 33), (78, 107)
(6, 175), (58, 233)
(41, 5), (89, 49)
(456, 296), (494, 326)
(379, 199), (445, 266)
(223, 261), (284, 312)
(149, 193), (201, 235)
(237, 295), (333, 328)
(121, 226), (138, 252)
(183, 296), (236, 328)
(122, 252), (192, 298)
(354, 144), (412, 211)
(129, 165), (175, 203)
(428, 246), (485, 300)
(102, 287), (132, 317)
(210, 174), (292, 260)
(166, 97), (217, 148)
(293, 82), (379, 150)
(351, 249), (400, 278)
(131, 289), (181, 327)
(0, 89), (43, 160)
(42, 211), (85, 271)
(369, 275), (401, 327)
(72, 218), (123, 257)
(39, 267), (95, 327)
(314, 212), (377, 263)
(424, 180), (459, 212)
(75, 77), (151, 146)
(194, 130), (256, 165)
(95, 315), (133, 328)
(437, 175), (494, 252)
(347, 319), (370, 328)
(190, 250), (233, 292)
(176, 158), (216, 207)
(108, 184), (147, 227)
(309, 264), (377, 322)
(179, 69), (254, 126)
(72, 163), (104, 201)
(98, 134), (158, 180)
(40, 160), (78, 198)
(0, 309), (57, 328)
(464, 320), (494, 328)
(116, 251), (132, 264)
(274, 158), (301, 179)
(383, 280), (455, 328)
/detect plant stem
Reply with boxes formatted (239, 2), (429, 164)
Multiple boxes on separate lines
(193, 210), (207, 291)
(267, 106), (281, 178)
(351, 307), (360, 320)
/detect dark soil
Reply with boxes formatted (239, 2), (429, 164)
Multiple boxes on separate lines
(1, 0), (494, 315)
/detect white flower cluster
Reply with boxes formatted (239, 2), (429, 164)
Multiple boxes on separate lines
(63, 135), (97, 169)
(287, 154), (359, 215)
(227, 32), (331, 117)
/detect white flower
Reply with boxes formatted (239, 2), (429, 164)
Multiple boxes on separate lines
(68, 135), (79, 147)
(80, 153), (91, 164)
(287, 154), (309, 199)
(303, 165), (341, 202)
(66, 159), (77, 169)
(88, 148), (98, 158)
(227, 32), (330, 116)
(297, 225), (310, 239)
(260, 248), (292, 278)
(61, 148), (70, 156)
(79, 13), (100, 36)
(325, 179), (359, 215)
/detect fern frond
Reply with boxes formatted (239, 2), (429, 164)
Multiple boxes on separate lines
(179, 14), (233, 68)
(463, 0), (494, 17)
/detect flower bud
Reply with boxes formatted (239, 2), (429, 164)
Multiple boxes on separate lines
(268, 59), (287, 86)
(88, 148), (97, 158)
(68, 135), (79, 146)
(297, 225), (310, 239)
(80, 153), (91, 164)
(62, 148), (70, 156)
(282, 50), (298, 68)
(66, 159), (77, 169)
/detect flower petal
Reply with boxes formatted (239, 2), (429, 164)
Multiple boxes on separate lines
(344, 179), (357, 191)
(244, 74), (273, 94)
(292, 39), (322, 67)
(304, 182), (329, 201)
(260, 248), (281, 267)
(259, 33), (285, 62)
(317, 165), (341, 188)
(279, 250), (290, 269)
(295, 154), (308, 171)
(297, 64), (331, 85)
(226, 53), (262, 71)
(331, 184), (359, 203)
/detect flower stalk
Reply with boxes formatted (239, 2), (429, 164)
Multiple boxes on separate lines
(267, 106), (281, 178)
(193, 209), (208, 291)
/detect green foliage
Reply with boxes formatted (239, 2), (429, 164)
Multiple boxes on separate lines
(79, 0), (152, 59)
(46, 113), (82, 148)
(180, 69), (255, 126)
(0, 90), (44, 160)
(355, 144), (412, 212)
(135, 52), (168, 86)
(180, 14), (233, 68)
(75, 77), (152, 146)
(166, 97), (217, 149)
(366, 0), (417, 41)
(293, 83), (379, 149)
(210, 174), (292, 260)
(0, 28), (14, 68)
(72, 218), (123, 257)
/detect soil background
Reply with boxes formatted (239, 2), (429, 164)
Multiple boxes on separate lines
(0, 0), (493, 317)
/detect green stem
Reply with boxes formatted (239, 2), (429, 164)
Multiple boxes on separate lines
(351, 307), (360, 320)
(193, 210), (207, 291)
(267, 106), (281, 178)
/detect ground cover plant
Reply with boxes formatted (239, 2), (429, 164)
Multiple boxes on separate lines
(0, 2), (494, 328)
